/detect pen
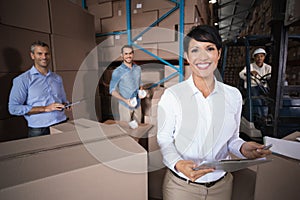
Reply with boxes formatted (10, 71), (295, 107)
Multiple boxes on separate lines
(263, 144), (273, 150)
(64, 100), (81, 108)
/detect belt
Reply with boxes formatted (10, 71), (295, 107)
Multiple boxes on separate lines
(170, 169), (227, 188)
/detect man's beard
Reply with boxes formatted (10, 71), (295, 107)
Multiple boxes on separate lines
(124, 58), (132, 64)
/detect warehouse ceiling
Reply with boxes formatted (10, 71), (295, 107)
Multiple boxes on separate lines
(215, 0), (260, 41)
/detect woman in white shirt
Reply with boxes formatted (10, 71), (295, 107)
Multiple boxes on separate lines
(157, 25), (271, 200)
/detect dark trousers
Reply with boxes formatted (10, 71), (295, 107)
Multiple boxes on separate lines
(28, 127), (50, 137)
(27, 119), (68, 137)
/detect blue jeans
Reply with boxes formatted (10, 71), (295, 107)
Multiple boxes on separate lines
(28, 127), (50, 137)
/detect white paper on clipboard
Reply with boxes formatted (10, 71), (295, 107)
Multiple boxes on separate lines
(264, 136), (300, 160)
(194, 158), (272, 172)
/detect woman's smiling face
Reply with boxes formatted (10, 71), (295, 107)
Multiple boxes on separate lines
(185, 38), (221, 79)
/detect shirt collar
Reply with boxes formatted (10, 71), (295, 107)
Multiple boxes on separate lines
(121, 62), (136, 69)
(30, 66), (51, 76)
(186, 75), (221, 97)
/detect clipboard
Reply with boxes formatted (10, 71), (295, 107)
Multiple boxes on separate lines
(193, 157), (272, 172)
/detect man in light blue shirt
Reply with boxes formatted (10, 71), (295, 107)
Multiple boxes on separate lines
(109, 45), (144, 123)
(8, 41), (69, 137)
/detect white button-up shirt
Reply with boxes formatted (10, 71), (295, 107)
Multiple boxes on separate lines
(157, 76), (245, 183)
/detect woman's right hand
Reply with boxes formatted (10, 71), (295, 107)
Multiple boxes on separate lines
(175, 160), (214, 182)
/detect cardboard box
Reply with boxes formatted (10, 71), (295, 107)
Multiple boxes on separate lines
(133, 43), (158, 61)
(0, 133), (147, 200)
(56, 69), (102, 121)
(101, 17), (126, 33)
(142, 0), (175, 12)
(231, 168), (257, 200)
(103, 120), (153, 142)
(50, 0), (95, 41)
(86, 0), (100, 7)
(51, 34), (97, 71)
(141, 63), (164, 85)
(143, 87), (165, 118)
(254, 132), (300, 200)
(148, 168), (167, 199)
(158, 7), (197, 32)
(98, 45), (123, 62)
(94, 17), (102, 33)
(96, 35), (115, 46)
(158, 42), (179, 60)
(254, 154), (300, 200)
(0, 24), (51, 73)
(100, 1), (127, 33)
(132, 10), (158, 29)
(88, 1), (113, 18)
(0, 0), (50, 33)
(0, 118), (123, 158)
(132, 26), (177, 44)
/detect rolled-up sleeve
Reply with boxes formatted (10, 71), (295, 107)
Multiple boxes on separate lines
(109, 70), (119, 94)
(8, 77), (32, 116)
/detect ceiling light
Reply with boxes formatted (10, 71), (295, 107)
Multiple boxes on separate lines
(214, 22), (218, 26)
(209, 0), (217, 4)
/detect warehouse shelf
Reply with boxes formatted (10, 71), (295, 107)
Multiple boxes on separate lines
(89, 0), (185, 87)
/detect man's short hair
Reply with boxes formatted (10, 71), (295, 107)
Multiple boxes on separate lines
(121, 44), (134, 54)
(30, 41), (49, 53)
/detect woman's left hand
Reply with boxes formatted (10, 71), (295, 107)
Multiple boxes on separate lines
(240, 141), (272, 159)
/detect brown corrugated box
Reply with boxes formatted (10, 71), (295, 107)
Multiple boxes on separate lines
(142, 0), (174, 12)
(158, 41), (179, 60)
(101, 0), (127, 33)
(132, 10), (158, 29)
(133, 43), (158, 61)
(158, 6), (196, 31)
(0, 132), (147, 200)
(51, 34), (97, 71)
(49, 0), (95, 41)
(0, 24), (51, 73)
(86, 0), (100, 7)
(0, 119), (147, 199)
(0, 0), (50, 33)
(57, 69), (101, 121)
(94, 18), (102, 33)
(141, 63), (164, 85)
(143, 86), (166, 199)
(132, 27), (177, 44)
(254, 132), (300, 200)
(88, 1), (113, 18)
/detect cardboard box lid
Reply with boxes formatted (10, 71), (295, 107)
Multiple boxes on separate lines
(0, 136), (146, 190)
(0, 119), (129, 160)
(264, 132), (300, 160)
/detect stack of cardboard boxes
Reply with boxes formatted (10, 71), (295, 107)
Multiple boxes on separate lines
(0, 118), (148, 200)
(0, 0), (99, 141)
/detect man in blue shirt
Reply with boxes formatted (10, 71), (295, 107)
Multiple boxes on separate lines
(8, 41), (69, 137)
(109, 45), (144, 123)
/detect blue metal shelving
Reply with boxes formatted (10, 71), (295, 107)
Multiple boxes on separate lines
(90, 0), (185, 87)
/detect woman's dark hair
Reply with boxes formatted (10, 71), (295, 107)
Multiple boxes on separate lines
(183, 25), (222, 53)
